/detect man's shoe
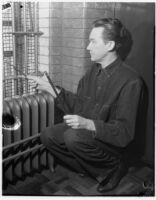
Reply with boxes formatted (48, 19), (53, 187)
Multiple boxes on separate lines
(97, 162), (128, 193)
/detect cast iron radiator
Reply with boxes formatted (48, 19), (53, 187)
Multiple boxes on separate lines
(3, 91), (54, 185)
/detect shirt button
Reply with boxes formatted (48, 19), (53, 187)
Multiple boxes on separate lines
(96, 103), (99, 107)
(97, 86), (101, 90)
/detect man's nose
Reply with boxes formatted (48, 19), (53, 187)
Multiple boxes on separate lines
(86, 43), (91, 50)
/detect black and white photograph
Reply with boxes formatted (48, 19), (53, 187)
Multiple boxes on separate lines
(1, 1), (155, 196)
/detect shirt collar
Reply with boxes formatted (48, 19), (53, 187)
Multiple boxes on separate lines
(96, 57), (122, 77)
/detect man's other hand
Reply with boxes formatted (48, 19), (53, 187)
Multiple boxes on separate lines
(63, 115), (96, 131)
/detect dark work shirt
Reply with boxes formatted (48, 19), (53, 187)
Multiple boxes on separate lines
(56, 57), (144, 148)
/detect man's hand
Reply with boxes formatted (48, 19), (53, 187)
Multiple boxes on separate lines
(27, 74), (60, 98)
(64, 115), (96, 131)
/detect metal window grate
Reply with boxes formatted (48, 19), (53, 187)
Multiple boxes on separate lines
(2, 2), (42, 98)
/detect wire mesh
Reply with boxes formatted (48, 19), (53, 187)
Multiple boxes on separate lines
(3, 79), (15, 98)
(26, 2), (35, 32)
(2, 3), (13, 77)
(2, 2), (40, 98)
(27, 36), (36, 74)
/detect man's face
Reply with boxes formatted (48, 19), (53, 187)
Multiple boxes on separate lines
(87, 27), (111, 63)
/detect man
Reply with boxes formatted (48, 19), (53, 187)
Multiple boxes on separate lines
(29, 18), (144, 192)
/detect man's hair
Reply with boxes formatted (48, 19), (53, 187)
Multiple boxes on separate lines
(92, 18), (130, 53)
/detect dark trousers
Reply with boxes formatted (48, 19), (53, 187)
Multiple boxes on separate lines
(40, 123), (122, 183)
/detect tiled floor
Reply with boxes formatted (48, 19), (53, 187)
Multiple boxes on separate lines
(3, 163), (154, 196)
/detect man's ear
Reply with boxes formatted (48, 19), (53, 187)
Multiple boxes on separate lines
(107, 41), (115, 51)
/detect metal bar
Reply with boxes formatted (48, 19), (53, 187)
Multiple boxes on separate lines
(2, 74), (38, 80)
(4, 32), (43, 35)
(3, 134), (40, 151)
(34, 2), (39, 76)
(28, 2), (34, 31)
(3, 75), (25, 81)
(44, 72), (60, 99)
(12, 2), (17, 96)
(3, 144), (44, 163)
(24, 2), (28, 93)
(12, 65), (27, 77)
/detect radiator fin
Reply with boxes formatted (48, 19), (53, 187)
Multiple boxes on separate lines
(3, 92), (54, 186)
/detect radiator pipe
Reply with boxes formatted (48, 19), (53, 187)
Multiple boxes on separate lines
(3, 134), (40, 151)
(3, 144), (44, 163)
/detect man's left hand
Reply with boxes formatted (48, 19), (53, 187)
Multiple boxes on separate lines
(63, 115), (96, 131)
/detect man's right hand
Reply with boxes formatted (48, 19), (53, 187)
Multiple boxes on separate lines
(27, 74), (61, 98)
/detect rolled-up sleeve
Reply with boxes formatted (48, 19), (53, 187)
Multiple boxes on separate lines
(93, 79), (144, 147)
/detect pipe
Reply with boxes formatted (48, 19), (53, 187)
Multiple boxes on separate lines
(2, 113), (21, 131)
(3, 133), (40, 151)
(3, 144), (44, 163)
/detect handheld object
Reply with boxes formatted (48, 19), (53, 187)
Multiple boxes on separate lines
(44, 72), (72, 114)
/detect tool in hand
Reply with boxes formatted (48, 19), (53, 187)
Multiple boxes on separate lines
(44, 71), (72, 114)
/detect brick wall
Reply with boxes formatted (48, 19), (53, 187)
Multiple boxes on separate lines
(39, 2), (115, 92)
(38, 2), (50, 73)
(49, 2), (62, 87)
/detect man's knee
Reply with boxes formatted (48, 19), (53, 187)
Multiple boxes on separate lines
(64, 129), (89, 151)
(40, 123), (68, 147)
(64, 129), (77, 150)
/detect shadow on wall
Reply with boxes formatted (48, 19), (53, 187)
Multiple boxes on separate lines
(115, 22), (150, 164)
(128, 22), (154, 76)
(129, 22), (154, 164)
(124, 80), (149, 166)
(118, 28), (133, 61)
(123, 21), (154, 165)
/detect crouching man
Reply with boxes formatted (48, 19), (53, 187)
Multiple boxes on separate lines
(30, 18), (144, 193)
